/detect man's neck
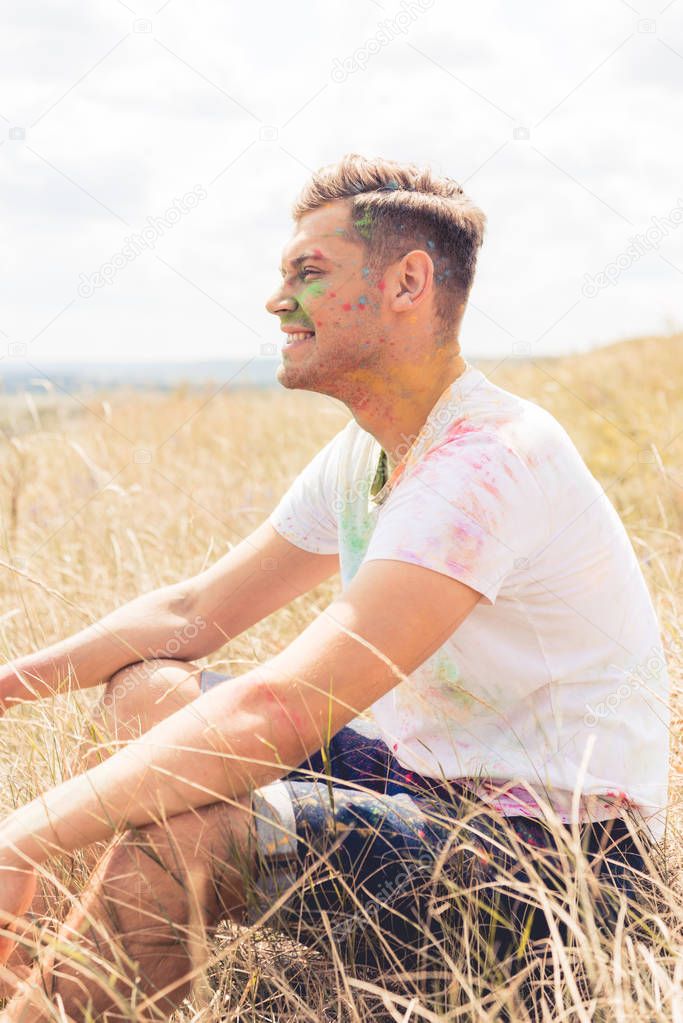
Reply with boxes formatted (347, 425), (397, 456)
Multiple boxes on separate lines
(345, 352), (468, 466)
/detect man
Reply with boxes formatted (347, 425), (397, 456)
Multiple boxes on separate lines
(0, 153), (670, 1019)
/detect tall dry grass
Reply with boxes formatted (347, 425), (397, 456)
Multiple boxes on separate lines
(0, 332), (681, 1020)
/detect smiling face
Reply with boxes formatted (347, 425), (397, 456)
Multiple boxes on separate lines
(265, 199), (396, 398)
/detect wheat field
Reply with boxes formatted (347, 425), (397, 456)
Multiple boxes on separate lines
(0, 333), (681, 1020)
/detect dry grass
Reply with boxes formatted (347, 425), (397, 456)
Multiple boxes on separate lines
(0, 332), (681, 1020)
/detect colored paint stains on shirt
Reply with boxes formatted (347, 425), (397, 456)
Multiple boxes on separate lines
(338, 504), (378, 588)
(267, 362), (671, 840)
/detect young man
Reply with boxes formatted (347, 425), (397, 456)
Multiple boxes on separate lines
(0, 153), (670, 1019)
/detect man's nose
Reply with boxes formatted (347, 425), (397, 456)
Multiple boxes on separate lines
(265, 287), (298, 316)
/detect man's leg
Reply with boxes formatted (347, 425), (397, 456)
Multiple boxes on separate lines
(79, 657), (211, 768)
(0, 660), (226, 1001)
(5, 796), (256, 1022)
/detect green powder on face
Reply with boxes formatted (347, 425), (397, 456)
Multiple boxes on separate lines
(353, 209), (374, 241)
(302, 281), (327, 300)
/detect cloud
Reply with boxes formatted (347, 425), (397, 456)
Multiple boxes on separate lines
(0, 0), (681, 363)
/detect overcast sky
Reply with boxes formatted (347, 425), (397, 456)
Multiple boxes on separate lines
(1, 0), (682, 365)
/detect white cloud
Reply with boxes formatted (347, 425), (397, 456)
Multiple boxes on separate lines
(0, 0), (681, 363)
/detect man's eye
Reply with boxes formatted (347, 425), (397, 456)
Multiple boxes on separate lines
(300, 268), (320, 279)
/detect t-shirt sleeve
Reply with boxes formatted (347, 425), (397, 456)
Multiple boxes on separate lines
(268, 429), (344, 555)
(362, 433), (548, 605)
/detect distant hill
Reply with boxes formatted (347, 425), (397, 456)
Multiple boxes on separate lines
(2, 333), (679, 396)
(0, 358), (281, 394)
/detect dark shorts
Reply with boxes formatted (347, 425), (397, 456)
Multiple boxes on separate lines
(200, 669), (658, 980)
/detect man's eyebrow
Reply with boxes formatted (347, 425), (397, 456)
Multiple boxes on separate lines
(279, 251), (332, 276)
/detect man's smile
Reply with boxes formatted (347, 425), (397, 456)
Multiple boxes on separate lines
(281, 324), (316, 350)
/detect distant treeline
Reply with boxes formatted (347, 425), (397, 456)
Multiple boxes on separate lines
(0, 359), (281, 394)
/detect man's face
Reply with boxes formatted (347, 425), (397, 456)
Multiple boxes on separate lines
(265, 199), (391, 396)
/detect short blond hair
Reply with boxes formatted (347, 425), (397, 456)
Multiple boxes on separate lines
(292, 153), (487, 332)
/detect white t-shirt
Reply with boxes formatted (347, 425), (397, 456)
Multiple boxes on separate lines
(269, 364), (670, 840)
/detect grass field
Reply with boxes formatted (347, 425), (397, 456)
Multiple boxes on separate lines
(0, 333), (681, 1020)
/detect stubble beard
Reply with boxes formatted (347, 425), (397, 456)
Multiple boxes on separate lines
(276, 341), (385, 400)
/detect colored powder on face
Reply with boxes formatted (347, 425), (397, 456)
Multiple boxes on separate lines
(342, 302), (352, 311)
(316, 320), (324, 327)
(362, 266), (370, 277)
(304, 281), (326, 299)
(329, 292), (337, 298)
(378, 280), (386, 290)
(354, 209), (374, 240)
(358, 295), (367, 305)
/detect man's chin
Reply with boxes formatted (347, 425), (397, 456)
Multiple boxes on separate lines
(276, 361), (318, 392)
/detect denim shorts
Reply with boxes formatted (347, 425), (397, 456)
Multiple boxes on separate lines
(199, 668), (657, 978)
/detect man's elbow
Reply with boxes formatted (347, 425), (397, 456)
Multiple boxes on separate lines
(238, 673), (324, 779)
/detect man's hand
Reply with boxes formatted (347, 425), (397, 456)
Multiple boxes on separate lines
(0, 862), (36, 967)
(0, 662), (47, 717)
(0, 521), (338, 718)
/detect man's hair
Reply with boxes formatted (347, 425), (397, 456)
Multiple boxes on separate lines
(292, 153), (487, 334)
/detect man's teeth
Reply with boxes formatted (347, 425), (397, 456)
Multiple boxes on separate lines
(286, 332), (315, 342)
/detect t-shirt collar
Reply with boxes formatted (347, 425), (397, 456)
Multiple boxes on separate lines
(369, 361), (480, 507)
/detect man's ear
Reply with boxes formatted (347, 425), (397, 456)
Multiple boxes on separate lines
(388, 249), (434, 312)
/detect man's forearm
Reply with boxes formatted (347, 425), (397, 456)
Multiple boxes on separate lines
(0, 664), (305, 868)
(0, 583), (200, 709)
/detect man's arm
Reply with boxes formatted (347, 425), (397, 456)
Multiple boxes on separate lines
(0, 521), (338, 712)
(0, 558), (480, 869)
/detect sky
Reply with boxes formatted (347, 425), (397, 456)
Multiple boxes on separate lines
(1, 0), (682, 365)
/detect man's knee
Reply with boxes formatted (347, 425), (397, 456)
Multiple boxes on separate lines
(106, 657), (200, 694)
(102, 658), (202, 719)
